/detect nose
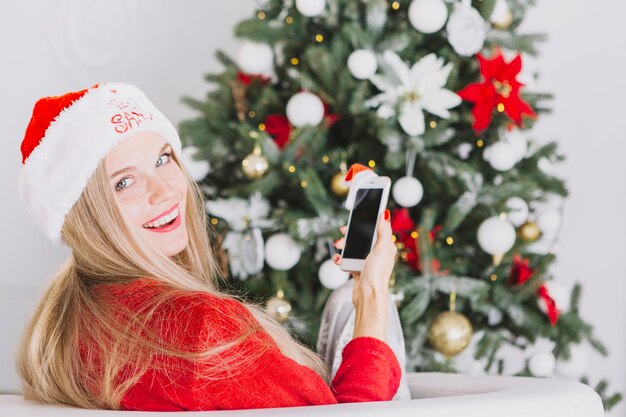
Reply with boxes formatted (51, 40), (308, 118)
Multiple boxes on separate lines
(147, 176), (178, 205)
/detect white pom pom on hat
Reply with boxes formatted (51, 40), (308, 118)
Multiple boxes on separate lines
(18, 82), (182, 247)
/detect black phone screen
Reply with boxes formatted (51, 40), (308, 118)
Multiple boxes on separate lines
(343, 188), (384, 260)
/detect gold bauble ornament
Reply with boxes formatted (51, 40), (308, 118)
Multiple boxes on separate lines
(492, 10), (513, 30)
(519, 221), (541, 242)
(242, 145), (269, 179)
(331, 172), (350, 196)
(428, 311), (473, 357)
(266, 289), (291, 323)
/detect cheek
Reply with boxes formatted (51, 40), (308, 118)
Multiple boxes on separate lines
(115, 190), (146, 225)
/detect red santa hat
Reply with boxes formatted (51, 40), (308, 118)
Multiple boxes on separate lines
(18, 82), (182, 247)
(343, 163), (378, 210)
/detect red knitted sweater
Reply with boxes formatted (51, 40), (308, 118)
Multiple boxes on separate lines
(94, 278), (401, 411)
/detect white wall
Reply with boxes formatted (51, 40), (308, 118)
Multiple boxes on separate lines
(1, 1), (624, 415)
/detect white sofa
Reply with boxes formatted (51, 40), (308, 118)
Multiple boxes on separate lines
(0, 372), (603, 416)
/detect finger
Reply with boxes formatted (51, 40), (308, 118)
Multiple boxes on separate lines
(339, 225), (347, 235)
(333, 237), (345, 250)
(332, 253), (342, 265)
(373, 210), (393, 248)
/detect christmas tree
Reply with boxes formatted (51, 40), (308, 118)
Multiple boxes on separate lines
(177, 0), (621, 410)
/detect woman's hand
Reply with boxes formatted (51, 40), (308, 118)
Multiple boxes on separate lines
(333, 209), (397, 303)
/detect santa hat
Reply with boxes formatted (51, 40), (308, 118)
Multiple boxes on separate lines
(18, 82), (182, 247)
(343, 163), (378, 210)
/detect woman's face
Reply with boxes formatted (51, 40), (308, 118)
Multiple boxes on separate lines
(105, 131), (189, 257)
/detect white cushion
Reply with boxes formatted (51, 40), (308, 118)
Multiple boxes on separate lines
(0, 372), (603, 416)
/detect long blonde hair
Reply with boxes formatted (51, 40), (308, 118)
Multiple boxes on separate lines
(17, 148), (330, 409)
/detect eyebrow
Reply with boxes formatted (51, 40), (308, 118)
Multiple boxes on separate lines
(109, 143), (171, 180)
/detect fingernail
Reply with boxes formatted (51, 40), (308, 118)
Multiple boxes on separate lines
(333, 253), (340, 262)
(384, 209), (391, 222)
(333, 238), (341, 247)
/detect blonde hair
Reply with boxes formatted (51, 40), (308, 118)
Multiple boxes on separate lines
(17, 147), (330, 409)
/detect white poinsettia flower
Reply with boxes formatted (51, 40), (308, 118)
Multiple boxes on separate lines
(205, 191), (275, 232)
(365, 50), (461, 136)
(205, 191), (276, 280)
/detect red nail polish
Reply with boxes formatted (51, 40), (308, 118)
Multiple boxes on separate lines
(384, 209), (390, 221)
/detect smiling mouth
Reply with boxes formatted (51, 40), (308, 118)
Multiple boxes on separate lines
(142, 205), (179, 229)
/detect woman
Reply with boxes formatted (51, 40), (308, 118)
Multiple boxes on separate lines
(16, 82), (402, 411)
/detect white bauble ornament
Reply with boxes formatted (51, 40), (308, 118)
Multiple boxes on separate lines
(457, 143), (473, 160)
(485, 142), (518, 171)
(505, 197), (529, 227)
(286, 91), (325, 127)
(487, 307), (503, 326)
(295, 0), (326, 17)
(537, 209), (561, 235)
(528, 350), (556, 377)
(555, 344), (588, 379)
(538, 157), (555, 175)
(502, 127), (528, 162)
(236, 41), (273, 75)
(392, 176), (424, 207)
(408, 0), (448, 34)
(265, 233), (301, 270)
(537, 281), (569, 313)
(318, 259), (350, 289)
(180, 146), (211, 182)
(446, 3), (487, 56)
(477, 216), (516, 255)
(347, 49), (378, 80)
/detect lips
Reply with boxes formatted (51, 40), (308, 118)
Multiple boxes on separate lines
(144, 203), (178, 225)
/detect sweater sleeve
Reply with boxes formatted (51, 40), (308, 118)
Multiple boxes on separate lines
(330, 336), (402, 402)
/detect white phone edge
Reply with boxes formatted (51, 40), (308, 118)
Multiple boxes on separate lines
(340, 176), (391, 272)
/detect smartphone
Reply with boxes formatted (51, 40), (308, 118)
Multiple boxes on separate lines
(340, 176), (391, 272)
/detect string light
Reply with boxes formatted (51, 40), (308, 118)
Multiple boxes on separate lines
(368, 160), (376, 168)
(257, 11), (266, 20)
(315, 34), (324, 42)
(210, 218), (219, 225)
(410, 231), (419, 239)
(497, 103), (505, 112)
(391, 1), (400, 10)
(300, 180), (308, 188)
(248, 110), (256, 118)
(258, 123), (266, 131)
(476, 139), (484, 147)
(290, 57), (299, 65)
(490, 274), (498, 281)
(288, 165), (296, 173)
(322, 155), (330, 163)
(285, 16), (293, 24)
(446, 236), (454, 245)
(429, 121), (437, 128)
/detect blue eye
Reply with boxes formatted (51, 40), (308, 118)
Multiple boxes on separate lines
(114, 151), (172, 192)
(115, 177), (135, 192)
(157, 152), (172, 167)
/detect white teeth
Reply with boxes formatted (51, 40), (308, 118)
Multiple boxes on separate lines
(143, 207), (179, 229)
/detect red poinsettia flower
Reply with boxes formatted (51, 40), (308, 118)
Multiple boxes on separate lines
(237, 71), (271, 86)
(264, 114), (291, 150)
(509, 254), (560, 326)
(391, 208), (442, 273)
(510, 254), (533, 285)
(457, 48), (537, 133)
